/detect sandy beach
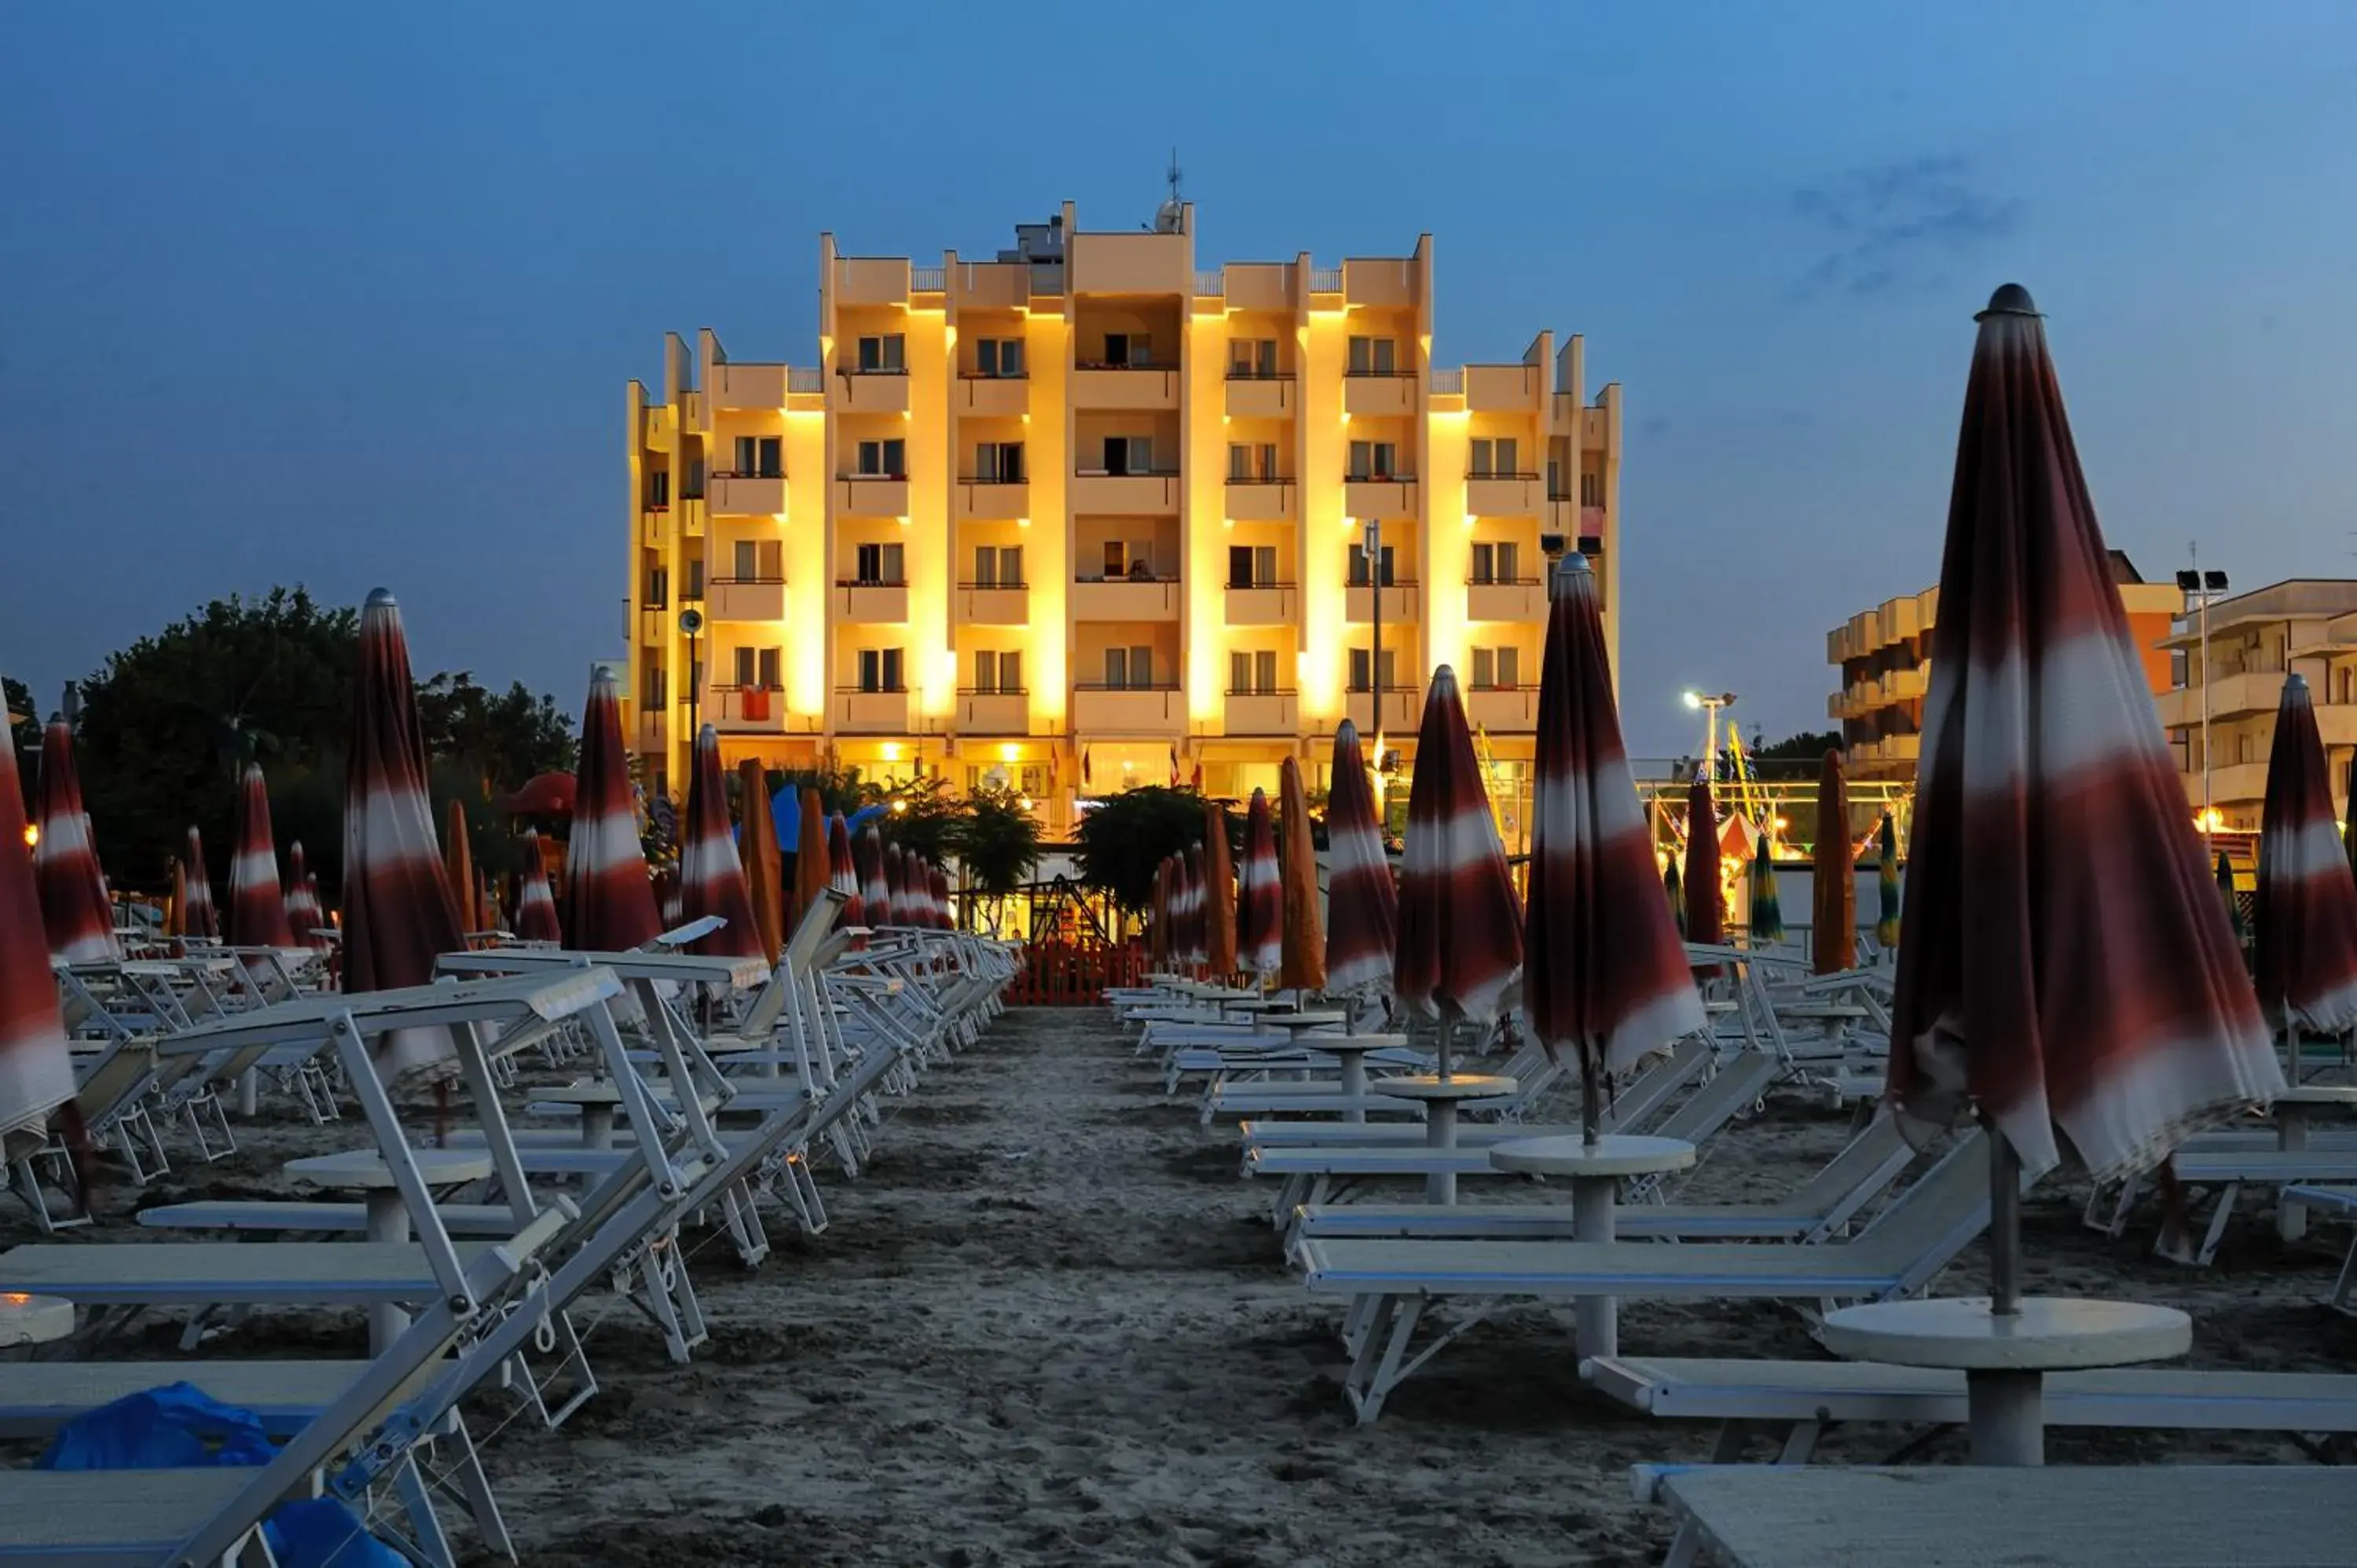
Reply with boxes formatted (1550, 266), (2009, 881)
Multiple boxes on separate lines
(15, 1007), (2357, 1566)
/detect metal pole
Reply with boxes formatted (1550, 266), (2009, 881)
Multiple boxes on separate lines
(2199, 586), (2212, 811)
(1989, 1127), (2021, 1316)
(1365, 519), (1383, 764)
(687, 631), (701, 746)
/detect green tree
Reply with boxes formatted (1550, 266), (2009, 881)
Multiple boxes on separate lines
(5, 676), (36, 813)
(416, 673), (576, 797)
(1754, 730), (1844, 761)
(949, 787), (1042, 931)
(1072, 786), (1223, 914)
(875, 774), (965, 865)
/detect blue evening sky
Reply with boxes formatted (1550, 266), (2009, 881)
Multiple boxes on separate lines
(5, 2), (2354, 754)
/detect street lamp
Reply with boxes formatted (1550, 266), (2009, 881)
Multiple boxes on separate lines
(1681, 691), (1737, 782)
(678, 608), (705, 755)
(1361, 517), (1384, 758)
(2174, 555), (2229, 815)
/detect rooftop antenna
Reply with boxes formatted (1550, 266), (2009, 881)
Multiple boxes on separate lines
(1150, 149), (1185, 233)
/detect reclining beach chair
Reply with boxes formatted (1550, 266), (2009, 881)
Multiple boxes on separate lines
(2090, 1145), (2357, 1264)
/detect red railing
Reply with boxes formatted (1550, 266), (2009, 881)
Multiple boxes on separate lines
(1009, 939), (1146, 1006)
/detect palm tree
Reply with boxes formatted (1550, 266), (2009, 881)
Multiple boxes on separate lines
(950, 788), (1042, 935)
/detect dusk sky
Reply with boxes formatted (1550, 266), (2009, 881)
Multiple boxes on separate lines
(6, 2), (2355, 754)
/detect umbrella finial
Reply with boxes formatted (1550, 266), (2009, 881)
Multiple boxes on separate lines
(1977, 283), (2040, 320)
(2286, 672), (2310, 696)
(364, 587), (399, 610)
(1554, 551), (1592, 578)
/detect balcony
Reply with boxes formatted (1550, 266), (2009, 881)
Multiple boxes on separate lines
(638, 606), (669, 644)
(1467, 579), (1545, 622)
(1069, 231), (1188, 295)
(833, 580), (909, 623)
(1072, 684), (1184, 735)
(1883, 666), (1929, 702)
(955, 690), (1028, 734)
(1346, 581), (1422, 624)
(1582, 407), (1611, 449)
(1225, 374), (1296, 419)
(1464, 363), (1543, 412)
(958, 583), (1030, 625)
(709, 579), (786, 621)
(956, 375), (1029, 419)
(834, 369), (911, 416)
(1465, 474), (1543, 517)
(2154, 670), (2284, 728)
(1070, 471), (1182, 515)
(1343, 258), (1416, 309)
(833, 687), (911, 734)
(833, 258), (909, 307)
(952, 261), (1031, 310)
(1225, 584), (1299, 625)
(636, 713), (668, 753)
(955, 478), (1029, 522)
(1071, 577), (1182, 621)
(709, 474), (786, 516)
(641, 404), (676, 452)
(2183, 760), (2268, 810)
(835, 476), (909, 518)
(1225, 691), (1299, 735)
(1343, 687), (1424, 733)
(640, 510), (666, 548)
(712, 363), (788, 409)
(1072, 365), (1180, 410)
(1224, 478), (1295, 523)
(1343, 374), (1418, 418)
(709, 686), (789, 734)
(1222, 262), (1296, 313)
(1344, 477), (1418, 519)
(1466, 686), (1540, 731)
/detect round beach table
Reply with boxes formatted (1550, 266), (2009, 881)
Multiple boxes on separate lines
(537, 1079), (639, 1150)
(2272, 1084), (2357, 1240)
(285, 1147), (493, 1354)
(1486, 1134), (1695, 1358)
(0, 1292), (75, 1349)
(1820, 1295), (2190, 1466)
(1373, 1075), (1520, 1203)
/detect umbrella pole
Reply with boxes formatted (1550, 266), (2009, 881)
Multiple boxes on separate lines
(1581, 1046), (1600, 1148)
(1435, 1011), (1455, 1083)
(1989, 1125), (2021, 1316)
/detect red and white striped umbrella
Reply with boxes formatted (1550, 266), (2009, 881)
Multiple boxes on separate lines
(929, 863), (952, 931)
(342, 588), (465, 1082)
(32, 716), (118, 962)
(678, 724), (762, 959)
(561, 669), (661, 952)
(1322, 719), (1397, 1000)
(1237, 786), (1282, 977)
(282, 841), (326, 947)
(883, 843), (911, 925)
(226, 762), (295, 949)
(827, 813), (864, 927)
(0, 737), (77, 1141)
(655, 867), (683, 929)
(856, 826), (891, 925)
(180, 825), (220, 941)
(2256, 672), (2357, 1035)
(1178, 845), (1207, 969)
(1885, 287), (2278, 1185)
(901, 850), (928, 927)
(1393, 665), (1523, 1031)
(512, 830), (562, 943)
(1149, 854), (1174, 971)
(1523, 553), (1706, 1125)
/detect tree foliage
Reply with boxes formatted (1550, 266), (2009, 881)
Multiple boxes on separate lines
(416, 674), (575, 797)
(1753, 730), (1845, 761)
(5, 676), (35, 812)
(1072, 786), (1226, 914)
(951, 787), (1043, 897)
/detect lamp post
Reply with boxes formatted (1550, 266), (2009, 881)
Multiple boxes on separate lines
(679, 608), (705, 763)
(1681, 690), (1737, 783)
(2174, 554), (2229, 818)
(1362, 518), (1384, 757)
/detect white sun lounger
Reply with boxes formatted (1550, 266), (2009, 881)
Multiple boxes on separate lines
(2282, 1183), (2357, 1313)
(1651, 1464), (2356, 1568)
(1296, 1134), (1990, 1422)
(2091, 1147), (2357, 1264)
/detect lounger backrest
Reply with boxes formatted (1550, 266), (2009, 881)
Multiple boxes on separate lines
(73, 1042), (160, 1124)
(781, 888), (850, 974)
(1602, 1037), (1714, 1134)
(1845, 1130), (1995, 1290)
(1649, 1051), (1781, 1144)
(1781, 1110), (1912, 1216)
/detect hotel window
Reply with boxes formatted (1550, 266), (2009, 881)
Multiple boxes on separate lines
(684, 559), (705, 601)
(1099, 332), (1152, 368)
(646, 468), (670, 508)
(855, 438), (907, 478)
(970, 650), (1022, 693)
(729, 540), (782, 581)
(1580, 470), (1605, 507)
(1469, 541), (1521, 584)
(1227, 545), (1277, 588)
(1229, 339), (1278, 377)
(642, 661), (667, 709)
(731, 435), (782, 478)
(1346, 541), (1397, 588)
(1347, 441), (1398, 480)
(856, 335), (906, 372)
(973, 441), (1026, 483)
(1229, 650), (1279, 694)
(857, 647), (905, 692)
(1098, 434), (1154, 475)
(975, 338), (1025, 377)
(1104, 646), (1157, 688)
(1469, 438), (1519, 478)
(1347, 648), (1398, 692)
(973, 544), (1024, 588)
(644, 566), (668, 608)
(1347, 336), (1398, 376)
(1471, 647), (1521, 691)
(1227, 442), (1279, 482)
(681, 458), (706, 500)
(853, 542), (905, 585)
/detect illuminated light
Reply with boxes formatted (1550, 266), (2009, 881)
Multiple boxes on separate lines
(1021, 413), (1031, 424)
(20, 822), (35, 850)
(1222, 518), (1234, 531)
(999, 743), (1020, 762)
(2195, 805), (2227, 835)
(945, 325), (958, 348)
(1222, 414), (1231, 424)
(1016, 516), (1032, 529)
(881, 742), (903, 761)
(1340, 515), (1358, 533)
(1463, 514), (1476, 530)
(1772, 815), (1789, 830)
(1018, 795), (1034, 811)
(1121, 759), (1134, 772)
(1682, 691), (1703, 710)
(1340, 412), (1352, 425)
(890, 797), (909, 814)
(896, 515), (911, 527)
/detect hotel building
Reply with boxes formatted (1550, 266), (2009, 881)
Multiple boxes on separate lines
(622, 199), (1624, 832)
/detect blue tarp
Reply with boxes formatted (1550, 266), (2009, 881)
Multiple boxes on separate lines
(40, 1383), (409, 1566)
(771, 793), (882, 852)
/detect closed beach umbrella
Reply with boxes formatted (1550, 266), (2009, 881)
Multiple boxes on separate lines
(561, 670), (662, 953)
(1682, 775), (1724, 947)
(1812, 750), (1854, 973)
(513, 830), (562, 943)
(680, 724), (762, 959)
(856, 827), (891, 925)
(827, 813), (863, 927)
(1201, 800), (1238, 977)
(167, 858), (185, 940)
(1882, 288), (2276, 1425)
(1277, 757), (1327, 995)
(1524, 552), (1706, 1139)
(930, 863), (952, 930)
(180, 826), (219, 941)
(0, 736), (78, 1143)
(737, 761), (785, 962)
(793, 789), (828, 932)
(1393, 665), (1524, 1073)
(2255, 672), (2357, 1035)
(1148, 855), (1171, 972)
(883, 842), (909, 926)
(1875, 812), (1902, 950)
(654, 868), (682, 929)
(1237, 788), (1282, 979)
(32, 715), (118, 962)
(2217, 849), (2247, 954)
(283, 841), (326, 947)
(342, 588), (466, 1083)
(1750, 833), (1784, 946)
(1322, 720), (1396, 1001)
(444, 798), (481, 935)
(227, 762), (295, 949)
(1663, 859), (1684, 936)
(1179, 846), (1206, 970)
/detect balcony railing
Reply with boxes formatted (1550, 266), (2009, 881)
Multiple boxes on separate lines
(1225, 579), (1298, 592)
(834, 577), (908, 589)
(1074, 682), (1182, 693)
(1344, 471), (1417, 484)
(835, 683), (909, 695)
(1226, 687), (1296, 698)
(1468, 470), (1542, 482)
(1193, 269), (1224, 297)
(1309, 266), (1343, 293)
(957, 474), (1028, 486)
(910, 266), (946, 291)
(839, 471), (909, 483)
(1074, 467), (1181, 479)
(956, 579), (1028, 591)
(1467, 574), (1541, 588)
(1346, 576), (1420, 590)
(1343, 370), (1418, 381)
(1429, 368), (1464, 394)
(1226, 474), (1294, 486)
(712, 575), (786, 586)
(1226, 368), (1291, 381)
(957, 370), (1030, 382)
(957, 687), (1030, 698)
(788, 366), (824, 394)
(1075, 572), (1181, 585)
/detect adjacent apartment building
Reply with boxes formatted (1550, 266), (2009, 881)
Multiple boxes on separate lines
(1827, 551), (2179, 781)
(622, 198), (1623, 833)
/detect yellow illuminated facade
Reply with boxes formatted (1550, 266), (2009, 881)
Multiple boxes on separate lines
(623, 200), (1625, 830)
